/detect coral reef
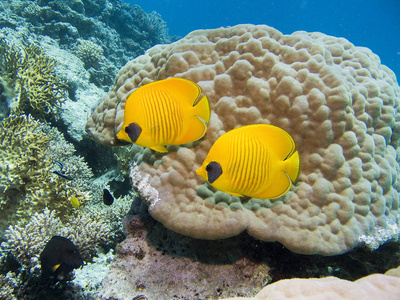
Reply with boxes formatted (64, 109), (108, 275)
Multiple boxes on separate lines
(0, 208), (111, 299)
(0, 272), (18, 300)
(2, 207), (111, 269)
(73, 38), (105, 69)
(0, 0), (171, 89)
(0, 114), (94, 233)
(86, 24), (400, 255)
(72, 250), (114, 298)
(0, 39), (67, 120)
(223, 266), (400, 300)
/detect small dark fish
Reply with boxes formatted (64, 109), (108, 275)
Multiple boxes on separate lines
(40, 236), (83, 281)
(53, 170), (74, 180)
(103, 188), (114, 206)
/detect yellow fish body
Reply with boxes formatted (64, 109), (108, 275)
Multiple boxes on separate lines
(69, 195), (80, 209)
(116, 78), (211, 153)
(196, 124), (300, 199)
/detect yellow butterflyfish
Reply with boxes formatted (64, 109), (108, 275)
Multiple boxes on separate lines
(196, 124), (300, 199)
(116, 78), (211, 153)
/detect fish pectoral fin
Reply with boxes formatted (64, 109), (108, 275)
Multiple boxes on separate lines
(52, 263), (61, 272)
(176, 115), (208, 145)
(254, 172), (292, 199)
(150, 145), (169, 153)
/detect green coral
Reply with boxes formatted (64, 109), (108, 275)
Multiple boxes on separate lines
(0, 39), (67, 120)
(0, 114), (51, 198)
(0, 114), (93, 233)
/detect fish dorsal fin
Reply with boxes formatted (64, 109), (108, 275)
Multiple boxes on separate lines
(151, 78), (202, 105)
(244, 124), (296, 160)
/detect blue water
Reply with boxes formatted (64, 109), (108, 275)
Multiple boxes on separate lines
(129, 0), (400, 79)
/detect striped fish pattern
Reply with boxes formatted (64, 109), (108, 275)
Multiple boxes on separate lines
(196, 124), (300, 199)
(227, 133), (270, 196)
(116, 78), (210, 153)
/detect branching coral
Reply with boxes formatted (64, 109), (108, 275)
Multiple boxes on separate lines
(0, 114), (93, 232)
(0, 114), (50, 193)
(86, 24), (400, 255)
(2, 208), (111, 269)
(0, 272), (18, 300)
(0, 39), (67, 119)
(0, 208), (111, 298)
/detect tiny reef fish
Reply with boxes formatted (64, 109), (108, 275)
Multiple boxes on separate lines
(69, 195), (80, 209)
(53, 170), (74, 180)
(116, 78), (211, 153)
(196, 124), (300, 199)
(52, 161), (73, 180)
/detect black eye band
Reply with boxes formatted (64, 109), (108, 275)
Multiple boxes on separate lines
(125, 122), (142, 142)
(206, 161), (222, 183)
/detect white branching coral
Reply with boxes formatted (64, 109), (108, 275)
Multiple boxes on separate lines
(1, 208), (112, 269)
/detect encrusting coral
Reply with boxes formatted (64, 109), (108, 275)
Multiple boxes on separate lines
(0, 39), (67, 120)
(86, 24), (400, 255)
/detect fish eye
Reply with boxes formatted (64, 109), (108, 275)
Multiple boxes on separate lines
(206, 161), (222, 184)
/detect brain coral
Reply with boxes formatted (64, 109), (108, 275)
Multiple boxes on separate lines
(86, 24), (400, 255)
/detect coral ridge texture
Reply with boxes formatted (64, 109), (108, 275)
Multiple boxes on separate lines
(86, 24), (400, 255)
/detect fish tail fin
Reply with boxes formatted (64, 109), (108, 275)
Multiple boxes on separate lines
(284, 150), (300, 182)
(193, 95), (211, 124)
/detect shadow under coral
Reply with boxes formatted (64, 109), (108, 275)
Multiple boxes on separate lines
(99, 196), (400, 300)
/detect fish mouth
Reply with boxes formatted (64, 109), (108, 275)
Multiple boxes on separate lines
(196, 167), (207, 180)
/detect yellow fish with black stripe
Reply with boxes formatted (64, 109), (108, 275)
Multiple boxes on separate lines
(196, 124), (300, 199)
(116, 78), (211, 153)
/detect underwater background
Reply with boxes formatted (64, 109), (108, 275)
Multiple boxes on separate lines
(1, 0), (400, 299)
(132, 0), (400, 78)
